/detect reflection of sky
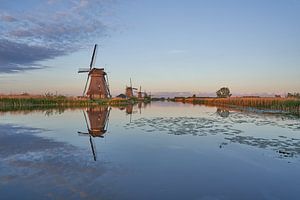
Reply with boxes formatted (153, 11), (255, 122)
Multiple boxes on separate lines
(1, 102), (300, 199)
(0, 124), (123, 200)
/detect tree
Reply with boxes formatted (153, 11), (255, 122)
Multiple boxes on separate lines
(287, 92), (300, 98)
(216, 87), (232, 98)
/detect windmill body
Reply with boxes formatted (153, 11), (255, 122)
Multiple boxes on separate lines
(137, 86), (143, 99)
(78, 44), (111, 99)
(87, 68), (109, 99)
(125, 78), (137, 98)
(125, 86), (134, 98)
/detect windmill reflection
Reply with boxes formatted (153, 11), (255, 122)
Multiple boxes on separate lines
(138, 101), (150, 114)
(78, 106), (111, 161)
(125, 102), (150, 122)
(118, 103), (149, 122)
(126, 104), (134, 115)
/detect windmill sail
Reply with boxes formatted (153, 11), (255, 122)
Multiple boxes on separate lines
(90, 44), (98, 69)
(78, 44), (111, 99)
(105, 74), (112, 98)
(82, 75), (90, 96)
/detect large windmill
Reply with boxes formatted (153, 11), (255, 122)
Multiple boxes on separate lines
(78, 44), (111, 99)
(125, 78), (137, 98)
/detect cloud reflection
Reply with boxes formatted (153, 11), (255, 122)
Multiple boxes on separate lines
(0, 123), (121, 200)
(125, 111), (300, 158)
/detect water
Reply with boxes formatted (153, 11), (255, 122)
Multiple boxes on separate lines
(1, 102), (300, 200)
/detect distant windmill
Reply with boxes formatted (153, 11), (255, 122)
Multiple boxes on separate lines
(125, 78), (137, 98)
(136, 86), (148, 99)
(78, 44), (111, 99)
(137, 86), (142, 99)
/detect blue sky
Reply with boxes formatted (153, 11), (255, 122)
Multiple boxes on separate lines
(0, 0), (300, 97)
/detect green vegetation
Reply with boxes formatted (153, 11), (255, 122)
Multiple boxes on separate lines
(0, 95), (152, 112)
(0, 97), (91, 112)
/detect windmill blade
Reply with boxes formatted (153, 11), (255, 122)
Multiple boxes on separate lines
(130, 113), (132, 123)
(89, 136), (97, 161)
(83, 110), (90, 130)
(105, 74), (112, 98)
(105, 107), (112, 131)
(130, 78), (132, 88)
(104, 107), (111, 129)
(82, 75), (90, 96)
(77, 131), (89, 136)
(78, 68), (91, 73)
(90, 44), (98, 70)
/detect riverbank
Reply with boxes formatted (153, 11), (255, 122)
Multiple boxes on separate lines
(171, 97), (300, 116)
(0, 94), (149, 112)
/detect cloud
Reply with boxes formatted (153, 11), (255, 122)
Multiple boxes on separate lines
(0, 14), (17, 22)
(0, 39), (65, 73)
(0, 0), (114, 73)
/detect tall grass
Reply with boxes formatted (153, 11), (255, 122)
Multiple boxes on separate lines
(188, 97), (300, 115)
(0, 95), (146, 112)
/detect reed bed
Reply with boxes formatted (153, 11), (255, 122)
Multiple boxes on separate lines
(0, 97), (91, 107)
(0, 95), (145, 112)
(190, 97), (300, 115)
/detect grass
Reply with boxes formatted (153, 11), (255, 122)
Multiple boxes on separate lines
(0, 94), (149, 112)
(175, 97), (300, 116)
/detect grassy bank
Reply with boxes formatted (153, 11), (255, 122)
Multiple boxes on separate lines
(174, 97), (300, 115)
(0, 95), (148, 112)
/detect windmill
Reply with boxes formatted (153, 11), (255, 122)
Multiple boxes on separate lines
(77, 106), (111, 161)
(136, 86), (148, 99)
(78, 44), (111, 99)
(125, 104), (138, 123)
(137, 86), (143, 99)
(125, 78), (137, 98)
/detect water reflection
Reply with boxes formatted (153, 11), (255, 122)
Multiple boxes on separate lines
(125, 104), (133, 115)
(117, 102), (150, 122)
(138, 102), (149, 114)
(216, 108), (230, 118)
(125, 107), (300, 158)
(1, 103), (300, 199)
(77, 106), (111, 161)
(0, 124), (119, 200)
(0, 107), (74, 116)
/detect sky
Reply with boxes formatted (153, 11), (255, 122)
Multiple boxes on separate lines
(0, 0), (300, 97)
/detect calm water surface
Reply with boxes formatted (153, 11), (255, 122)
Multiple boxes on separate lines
(1, 102), (300, 200)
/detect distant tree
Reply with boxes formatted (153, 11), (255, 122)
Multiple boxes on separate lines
(287, 92), (300, 98)
(216, 87), (232, 98)
(287, 93), (293, 98)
